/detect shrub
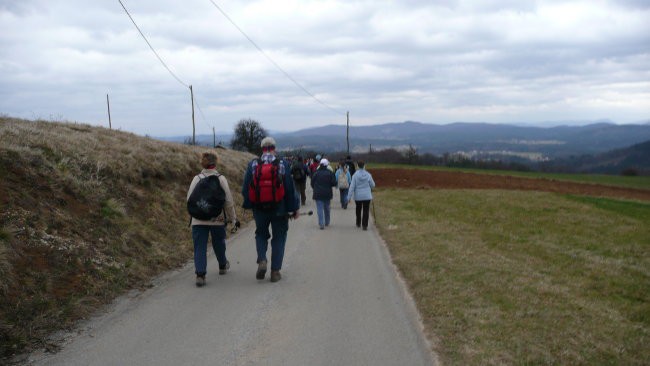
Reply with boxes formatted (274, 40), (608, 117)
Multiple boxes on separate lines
(621, 168), (639, 176)
(101, 198), (126, 219)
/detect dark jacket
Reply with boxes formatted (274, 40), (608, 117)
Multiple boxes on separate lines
(241, 157), (299, 215)
(291, 160), (309, 183)
(345, 158), (356, 177)
(311, 166), (337, 200)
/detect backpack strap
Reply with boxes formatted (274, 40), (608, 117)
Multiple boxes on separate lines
(254, 158), (263, 204)
(215, 174), (226, 222)
(271, 161), (277, 201)
(273, 159), (282, 187)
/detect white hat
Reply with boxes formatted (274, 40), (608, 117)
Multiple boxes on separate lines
(320, 158), (329, 166)
(260, 136), (276, 148)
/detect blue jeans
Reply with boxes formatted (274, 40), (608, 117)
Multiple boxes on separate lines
(315, 200), (331, 228)
(339, 188), (349, 208)
(253, 210), (289, 271)
(192, 225), (227, 276)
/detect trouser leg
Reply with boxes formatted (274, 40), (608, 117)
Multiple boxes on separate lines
(300, 181), (307, 205)
(192, 225), (209, 275)
(316, 200), (325, 227)
(324, 199), (331, 226)
(253, 210), (272, 263)
(355, 201), (362, 227)
(209, 226), (227, 267)
(362, 200), (371, 228)
(269, 216), (288, 271)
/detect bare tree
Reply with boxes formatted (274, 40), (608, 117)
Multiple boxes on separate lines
(230, 118), (267, 155)
(405, 144), (419, 164)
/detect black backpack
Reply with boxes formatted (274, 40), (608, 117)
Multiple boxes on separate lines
(291, 161), (305, 180)
(187, 174), (226, 220)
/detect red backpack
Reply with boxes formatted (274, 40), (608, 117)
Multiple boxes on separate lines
(248, 159), (285, 210)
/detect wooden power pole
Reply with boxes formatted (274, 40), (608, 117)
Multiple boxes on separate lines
(190, 85), (196, 145)
(346, 111), (350, 155)
(106, 94), (112, 129)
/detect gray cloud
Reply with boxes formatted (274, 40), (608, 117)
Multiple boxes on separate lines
(0, 0), (648, 135)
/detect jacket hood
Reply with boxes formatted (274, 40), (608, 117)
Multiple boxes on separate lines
(355, 169), (370, 182)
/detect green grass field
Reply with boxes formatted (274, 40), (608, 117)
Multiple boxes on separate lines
(374, 189), (649, 365)
(369, 163), (650, 190)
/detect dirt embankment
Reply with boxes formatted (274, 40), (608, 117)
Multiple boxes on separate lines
(371, 169), (650, 201)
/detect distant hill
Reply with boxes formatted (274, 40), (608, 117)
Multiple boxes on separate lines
(547, 140), (650, 175)
(272, 121), (650, 159)
(155, 121), (650, 164)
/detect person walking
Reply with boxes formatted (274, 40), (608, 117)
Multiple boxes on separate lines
(344, 155), (356, 177)
(309, 154), (321, 178)
(311, 158), (337, 230)
(346, 161), (375, 231)
(335, 161), (351, 209)
(187, 151), (238, 287)
(242, 137), (299, 283)
(290, 155), (309, 206)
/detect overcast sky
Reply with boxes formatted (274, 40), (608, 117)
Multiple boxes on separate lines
(1, 0), (649, 136)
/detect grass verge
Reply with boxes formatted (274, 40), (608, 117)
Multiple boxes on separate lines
(374, 189), (649, 365)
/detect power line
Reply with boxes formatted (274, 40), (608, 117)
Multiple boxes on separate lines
(118, 0), (215, 135)
(118, 0), (189, 88)
(207, 0), (346, 116)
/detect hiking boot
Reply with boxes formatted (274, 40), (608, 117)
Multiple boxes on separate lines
(219, 261), (230, 275)
(270, 271), (281, 283)
(195, 275), (206, 287)
(256, 260), (267, 280)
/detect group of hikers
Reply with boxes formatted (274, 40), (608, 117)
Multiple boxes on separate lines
(289, 152), (375, 231)
(186, 137), (376, 286)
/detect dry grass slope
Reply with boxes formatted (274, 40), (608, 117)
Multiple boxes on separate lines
(0, 117), (254, 358)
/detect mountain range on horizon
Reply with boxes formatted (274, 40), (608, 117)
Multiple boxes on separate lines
(158, 120), (650, 163)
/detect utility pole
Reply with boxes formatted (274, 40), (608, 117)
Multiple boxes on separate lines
(346, 111), (350, 155)
(213, 126), (216, 148)
(106, 94), (112, 129)
(190, 85), (196, 145)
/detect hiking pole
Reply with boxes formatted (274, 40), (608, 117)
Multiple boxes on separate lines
(287, 210), (313, 220)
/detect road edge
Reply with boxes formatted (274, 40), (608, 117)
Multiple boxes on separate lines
(370, 225), (440, 366)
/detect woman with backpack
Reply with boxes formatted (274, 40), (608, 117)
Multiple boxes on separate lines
(335, 161), (352, 209)
(346, 161), (375, 231)
(311, 158), (337, 230)
(187, 151), (238, 287)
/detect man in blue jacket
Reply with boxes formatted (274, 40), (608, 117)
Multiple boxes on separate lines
(242, 137), (300, 282)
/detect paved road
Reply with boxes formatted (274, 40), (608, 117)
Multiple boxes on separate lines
(29, 188), (436, 366)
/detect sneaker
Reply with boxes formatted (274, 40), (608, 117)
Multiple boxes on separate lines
(219, 261), (230, 275)
(363, 227), (368, 231)
(256, 260), (267, 280)
(270, 271), (281, 283)
(195, 275), (206, 287)
(320, 226), (324, 230)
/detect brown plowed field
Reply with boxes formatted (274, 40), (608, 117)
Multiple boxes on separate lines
(371, 168), (650, 201)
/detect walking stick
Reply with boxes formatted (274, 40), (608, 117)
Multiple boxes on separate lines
(371, 199), (377, 226)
